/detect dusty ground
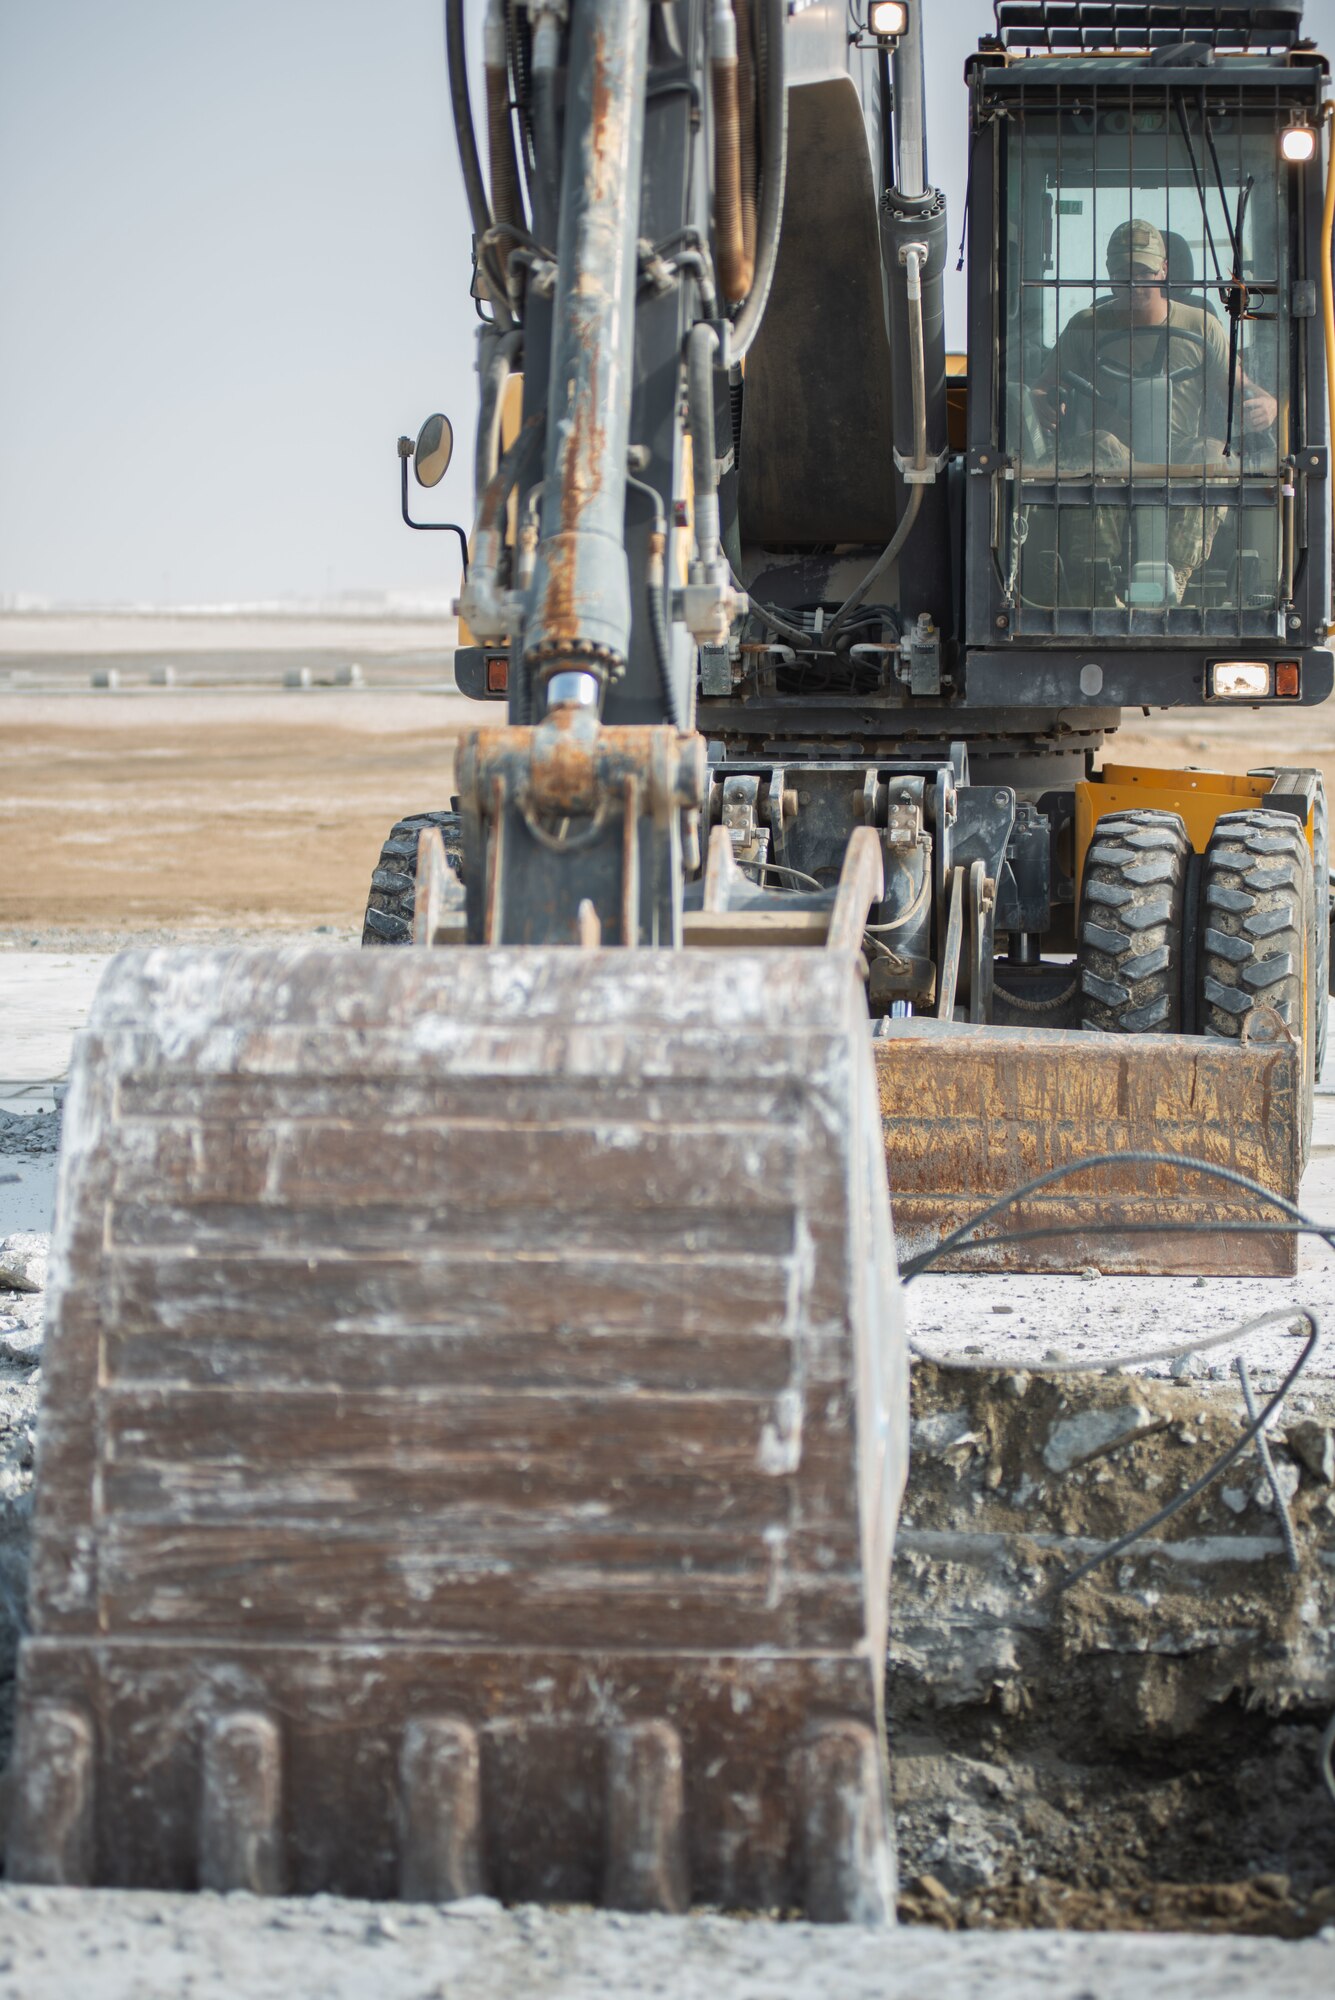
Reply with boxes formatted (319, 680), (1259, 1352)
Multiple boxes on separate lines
(2, 1884), (1332, 1998)
(2, 615), (1333, 947)
(0, 689), (470, 943)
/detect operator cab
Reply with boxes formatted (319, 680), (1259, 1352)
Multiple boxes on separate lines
(965, 1), (1331, 706)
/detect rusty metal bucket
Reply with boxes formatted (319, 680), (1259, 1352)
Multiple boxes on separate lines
(7, 945), (906, 1918)
(874, 1018), (1301, 1276)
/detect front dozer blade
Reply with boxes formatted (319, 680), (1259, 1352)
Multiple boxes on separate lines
(8, 946), (906, 1919)
(875, 1018), (1301, 1276)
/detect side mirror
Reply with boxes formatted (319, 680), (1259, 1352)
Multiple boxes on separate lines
(414, 413), (454, 488)
(396, 424), (469, 579)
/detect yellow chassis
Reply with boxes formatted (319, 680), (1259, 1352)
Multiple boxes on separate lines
(1074, 762), (1317, 896)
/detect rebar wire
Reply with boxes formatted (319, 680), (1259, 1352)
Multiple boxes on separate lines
(1053, 1321), (1319, 1596)
(1321, 1710), (1335, 1809)
(898, 1150), (1330, 1282)
(1237, 1353), (1301, 1571)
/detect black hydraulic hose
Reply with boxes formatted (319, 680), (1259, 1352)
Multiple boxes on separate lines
(827, 236), (931, 635)
(686, 323), (721, 563)
(475, 409), (544, 537)
(727, 0), (787, 362)
(685, 321), (809, 649)
(445, 0), (492, 242)
(626, 470), (679, 728)
(445, 0), (513, 330)
(484, 0), (527, 234)
(530, 7), (562, 247)
(647, 546), (677, 725)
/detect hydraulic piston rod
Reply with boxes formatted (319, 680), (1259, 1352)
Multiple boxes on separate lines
(524, 0), (650, 700)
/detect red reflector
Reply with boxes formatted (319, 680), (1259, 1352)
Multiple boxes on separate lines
(485, 655), (509, 694)
(1275, 662), (1300, 697)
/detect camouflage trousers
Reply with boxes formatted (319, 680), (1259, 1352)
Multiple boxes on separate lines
(1020, 432), (1226, 608)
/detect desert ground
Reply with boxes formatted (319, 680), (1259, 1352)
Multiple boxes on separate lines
(4, 608), (1335, 949)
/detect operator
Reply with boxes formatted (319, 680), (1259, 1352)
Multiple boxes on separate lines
(1030, 219), (1278, 602)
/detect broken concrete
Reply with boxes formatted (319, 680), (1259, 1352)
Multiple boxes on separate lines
(891, 1362), (1335, 1932)
(0, 1234), (47, 1294)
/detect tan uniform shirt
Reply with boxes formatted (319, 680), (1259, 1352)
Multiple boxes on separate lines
(1054, 297), (1232, 452)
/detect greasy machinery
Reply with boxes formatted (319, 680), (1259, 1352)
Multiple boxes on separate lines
(6, 0), (1335, 1921)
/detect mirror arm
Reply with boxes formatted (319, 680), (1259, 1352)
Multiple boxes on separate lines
(397, 438), (470, 576)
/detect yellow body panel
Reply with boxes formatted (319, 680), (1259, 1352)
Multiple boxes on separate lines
(1073, 763), (1314, 899)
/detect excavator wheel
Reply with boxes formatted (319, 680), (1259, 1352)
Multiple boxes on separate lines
(1198, 807), (1317, 1165)
(361, 810), (462, 947)
(1077, 809), (1191, 1034)
(1313, 776), (1329, 1078)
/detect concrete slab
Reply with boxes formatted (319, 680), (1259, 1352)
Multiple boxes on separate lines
(0, 1158), (59, 1237)
(0, 1887), (1330, 2000)
(0, 952), (109, 1106)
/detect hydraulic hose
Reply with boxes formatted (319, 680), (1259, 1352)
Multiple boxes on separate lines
(687, 319), (810, 649)
(1322, 104), (1335, 634)
(459, 410), (546, 670)
(445, 0), (492, 242)
(711, 2), (753, 304)
(828, 242), (930, 633)
(625, 467), (680, 727)
(647, 524), (678, 726)
(474, 326), (523, 509)
(736, 0), (758, 278)
(529, 4), (562, 247)
(687, 323), (723, 569)
(727, 0), (787, 362)
(484, 0), (526, 233)
(445, 0), (515, 330)
(476, 409), (544, 537)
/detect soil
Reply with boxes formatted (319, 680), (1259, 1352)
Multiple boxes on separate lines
(891, 1362), (1335, 1936)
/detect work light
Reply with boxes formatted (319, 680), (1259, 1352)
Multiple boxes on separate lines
(1280, 124), (1317, 162)
(868, 1), (909, 39)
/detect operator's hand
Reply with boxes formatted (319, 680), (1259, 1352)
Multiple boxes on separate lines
(1242, 384), (1278, 430)
(1031, 385), (1062, 433)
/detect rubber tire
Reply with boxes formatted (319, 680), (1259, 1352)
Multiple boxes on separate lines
(1313, 775), (1329, 1080)
(1077, 809), (1191, 1034)
(361, 810), (462, 947)
(1198, 806), (1317, 1166)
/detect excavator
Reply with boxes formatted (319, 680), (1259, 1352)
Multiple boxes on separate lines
(7, 0), (1334, 1923)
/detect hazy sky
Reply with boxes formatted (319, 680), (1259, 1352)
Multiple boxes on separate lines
(1, 1), (1330, 605)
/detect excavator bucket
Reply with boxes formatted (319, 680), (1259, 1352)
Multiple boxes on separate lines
(7, 944), (906, 1920)
(874, 1019), (1302, 1276)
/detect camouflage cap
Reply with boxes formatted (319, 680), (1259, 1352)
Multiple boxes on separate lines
(1107, 218), (1167, 272)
